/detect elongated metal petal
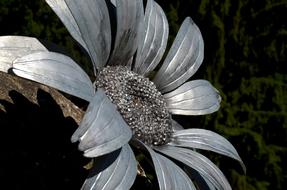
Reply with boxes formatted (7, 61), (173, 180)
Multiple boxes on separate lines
(164, 80), (221, 115)
(153, 17), (204, 93)
(108, 0), (143, 67)
(0, 36), (47, 73)
(184, 167), (216, 190)
(81, 144), (137, 190)
(133, 0), (169, 76)
(71, 89), (132, 157)
(156, 145), (232, 190)
(65, 0), (111, 71)
(172, 119), (184, 131)
(202, 177), (216, 190)
(136, 141), (196, 190)
(12, 52), (94, 101)
(110, 0), (116, 6)
(169, 128), (246, 172)
(45, 0), (88, 51)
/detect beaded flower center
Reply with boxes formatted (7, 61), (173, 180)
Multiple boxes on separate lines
(95, 66), (172, 146)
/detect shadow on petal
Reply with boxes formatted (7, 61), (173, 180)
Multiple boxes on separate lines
(82, 145), (137, 190)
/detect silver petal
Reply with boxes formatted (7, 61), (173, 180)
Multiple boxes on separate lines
(71, 89), (132, 157)
(108, 0), (143, 67)
(184, 167), (216, 190)
(0, 36), (47, 73)
(169, 128), (246, 172)
(65, 0), (111, 71)
(81, 144), (137, 190)
(171, 119), (184, 131)
(153, 17), (204, 93)
(156, 145), (232, 190)
(110, 0), (116, 6)
(137, 141), (196, 190)
(12, 52), (94, 102)
(202, 177), (216, 190)
(133, 0), (169, 76)
(45, 0), (88, 51)
(164, 80), (221, 115)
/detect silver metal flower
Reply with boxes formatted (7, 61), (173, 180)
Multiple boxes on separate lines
(0, 0), (245, 189)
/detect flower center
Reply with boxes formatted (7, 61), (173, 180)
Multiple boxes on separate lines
(95, 66), (172, 146)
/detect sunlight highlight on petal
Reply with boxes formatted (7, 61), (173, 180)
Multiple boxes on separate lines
(134, 0), (169, 76)
(135, 140), (196, 190)
(169, 128), (246, 172)
(12, 52), (94, 101)
(0, 36), (47, 73)
(81, 144), (137, 190)
(156, 145), (232, 190)
(65, 0), (112, 71)
(71, 89), (132, 157)
(108, 0), (144, 67)
(45, 0), (88, 51)
(153, 17), (204, 93)
(164, 80), (221, 115)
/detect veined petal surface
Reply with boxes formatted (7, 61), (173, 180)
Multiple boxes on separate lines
(156, 145), (232, 190)
(134, 0), (169, 76)
(153, 17), (204, 93)
(12, 52), (94, 102)
(71, 89), (132, 157)
(0, 36), (47, 73)
(164, 80), (221, 115)
(65, 0), (111, 71)
(136, 141), (196, 190)
(184, 167), (216, 190)
(45, 0), (88, 51)
(108, 0), (143, 67)
(81, 144), (137, 190)
(169, 128), (246, 172)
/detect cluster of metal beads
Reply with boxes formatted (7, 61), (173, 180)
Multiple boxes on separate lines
(95, 66), (172, 146)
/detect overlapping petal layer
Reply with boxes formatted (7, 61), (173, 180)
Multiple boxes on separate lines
(164, 80), (221, 115)
(156, 145), (232, 190)
(71, 89), (132, 157)
(134, 0), (169, 76)
(153, 17), (204, 93)
(0, 36), (47, 73)
(45, 0), (88, 51)
(107, 0), (143, 67)
(81, 144), (137, 190)
(0, 0), (245, 189)
(135, 140), (196, 190)
(169, 128), (246, 172)
(64, 0), (112, 71)
(12, 51), (94, 101)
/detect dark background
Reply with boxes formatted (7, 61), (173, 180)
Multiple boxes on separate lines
(0, 0), (286, 189)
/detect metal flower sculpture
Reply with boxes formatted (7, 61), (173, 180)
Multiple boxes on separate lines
(0, 0), (245, 189)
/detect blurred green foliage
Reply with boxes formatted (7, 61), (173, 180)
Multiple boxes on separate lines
(0, 0), (286, 189)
